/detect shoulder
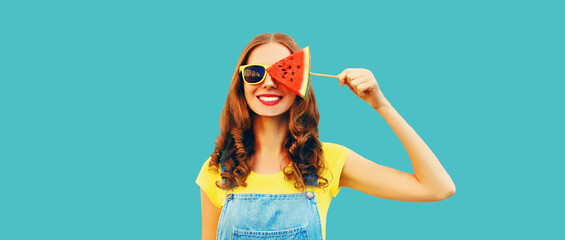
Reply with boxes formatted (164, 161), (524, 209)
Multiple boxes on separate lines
(321, 142), (350, 164)
(320, 142), (351, 197)
(196, 157), (221, 181)
(195, 157), (223, 208)
(322, 142), (349, 151)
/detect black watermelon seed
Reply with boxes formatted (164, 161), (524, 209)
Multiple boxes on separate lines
(292, 72), (294, 75)
(278, 65), (282, 67)
(282, 75), (285, 78)
(297, 65), (300, 69)
(288, 66), (291, 69)
(290, 78), (293, 81)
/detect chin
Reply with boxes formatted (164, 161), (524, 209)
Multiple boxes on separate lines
(254, 112), (284, 117)
(251, 108), (291, 118)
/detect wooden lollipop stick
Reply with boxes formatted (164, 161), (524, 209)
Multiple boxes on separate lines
(310, 72), (338, 78)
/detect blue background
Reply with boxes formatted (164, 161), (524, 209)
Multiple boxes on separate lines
(1, 0), (563, 239)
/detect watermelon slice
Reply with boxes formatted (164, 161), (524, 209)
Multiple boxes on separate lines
(266, 46), (310, 98)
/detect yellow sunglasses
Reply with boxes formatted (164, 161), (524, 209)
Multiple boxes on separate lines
(239, 64), (271, 85)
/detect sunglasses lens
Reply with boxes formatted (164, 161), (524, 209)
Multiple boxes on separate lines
(243, 65), (266, 84)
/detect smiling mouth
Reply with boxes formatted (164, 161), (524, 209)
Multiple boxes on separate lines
(258, 96), (282, 102)
(257, 96), (283, 105)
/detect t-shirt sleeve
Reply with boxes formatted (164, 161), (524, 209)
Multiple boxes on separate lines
(322, 142), (351, 197)
(195, 157), (223, 208)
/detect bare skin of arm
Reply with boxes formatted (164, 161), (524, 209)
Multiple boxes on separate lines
(337, 68), (456, 201)
(200, 189), (221, 240)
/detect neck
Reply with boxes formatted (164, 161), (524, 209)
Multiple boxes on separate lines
(252, 114), (289, 154)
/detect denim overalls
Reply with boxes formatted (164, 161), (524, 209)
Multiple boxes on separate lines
(216, 163), (324, 240)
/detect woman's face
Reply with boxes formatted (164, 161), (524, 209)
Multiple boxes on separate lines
(243, 42), (297, 117)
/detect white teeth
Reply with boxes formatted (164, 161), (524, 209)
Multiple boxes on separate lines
(258, 96), (282, 102)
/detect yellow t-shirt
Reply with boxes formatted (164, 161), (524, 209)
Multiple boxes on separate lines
(196, 142), (350, 240)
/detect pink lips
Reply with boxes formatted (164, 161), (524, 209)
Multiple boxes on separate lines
(257, 94), (283, 106)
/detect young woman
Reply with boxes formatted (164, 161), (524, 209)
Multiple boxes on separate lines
(196, 33), (455, 240)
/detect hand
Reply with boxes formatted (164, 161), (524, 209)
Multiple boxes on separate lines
(337, 68), (389, 109)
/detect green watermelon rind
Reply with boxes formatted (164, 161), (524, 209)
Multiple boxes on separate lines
(300, 46), (310, 98)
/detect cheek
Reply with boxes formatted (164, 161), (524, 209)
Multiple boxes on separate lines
(285, 89), (297, 102)
(286, 95), (297, 107)
(244, 85), (256, 103)
(288, 95), (296, 103)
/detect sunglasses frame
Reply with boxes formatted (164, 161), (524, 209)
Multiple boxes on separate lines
(239, 64), (272, 85)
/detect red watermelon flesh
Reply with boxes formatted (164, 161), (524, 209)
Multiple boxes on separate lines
(266, 46), (310, 98)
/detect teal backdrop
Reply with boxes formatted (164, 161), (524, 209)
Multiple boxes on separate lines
(1, 0), (563, 239)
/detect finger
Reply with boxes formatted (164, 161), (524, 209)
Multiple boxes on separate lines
(345, 69), (364, 80)
(337, 70), (348, 87)
(357, 82), (374, 95)
(336, 68), (351, 81)
(337, 68), (352, 87)
(350, 77), (367, 88)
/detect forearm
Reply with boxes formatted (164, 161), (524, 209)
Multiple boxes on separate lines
(374, 98), (456, 198)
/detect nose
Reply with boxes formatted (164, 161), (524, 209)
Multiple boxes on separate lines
(262, 73), (277, 89)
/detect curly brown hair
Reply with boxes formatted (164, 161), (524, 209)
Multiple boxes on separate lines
(208, 32), (328, 192)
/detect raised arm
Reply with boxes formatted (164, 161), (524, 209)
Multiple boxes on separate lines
(337, 68), (455, 202)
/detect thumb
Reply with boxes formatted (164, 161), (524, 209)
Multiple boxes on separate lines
(337, 69), (351, 87)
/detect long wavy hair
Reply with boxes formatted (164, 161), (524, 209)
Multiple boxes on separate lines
(208, 33), (328, 191)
